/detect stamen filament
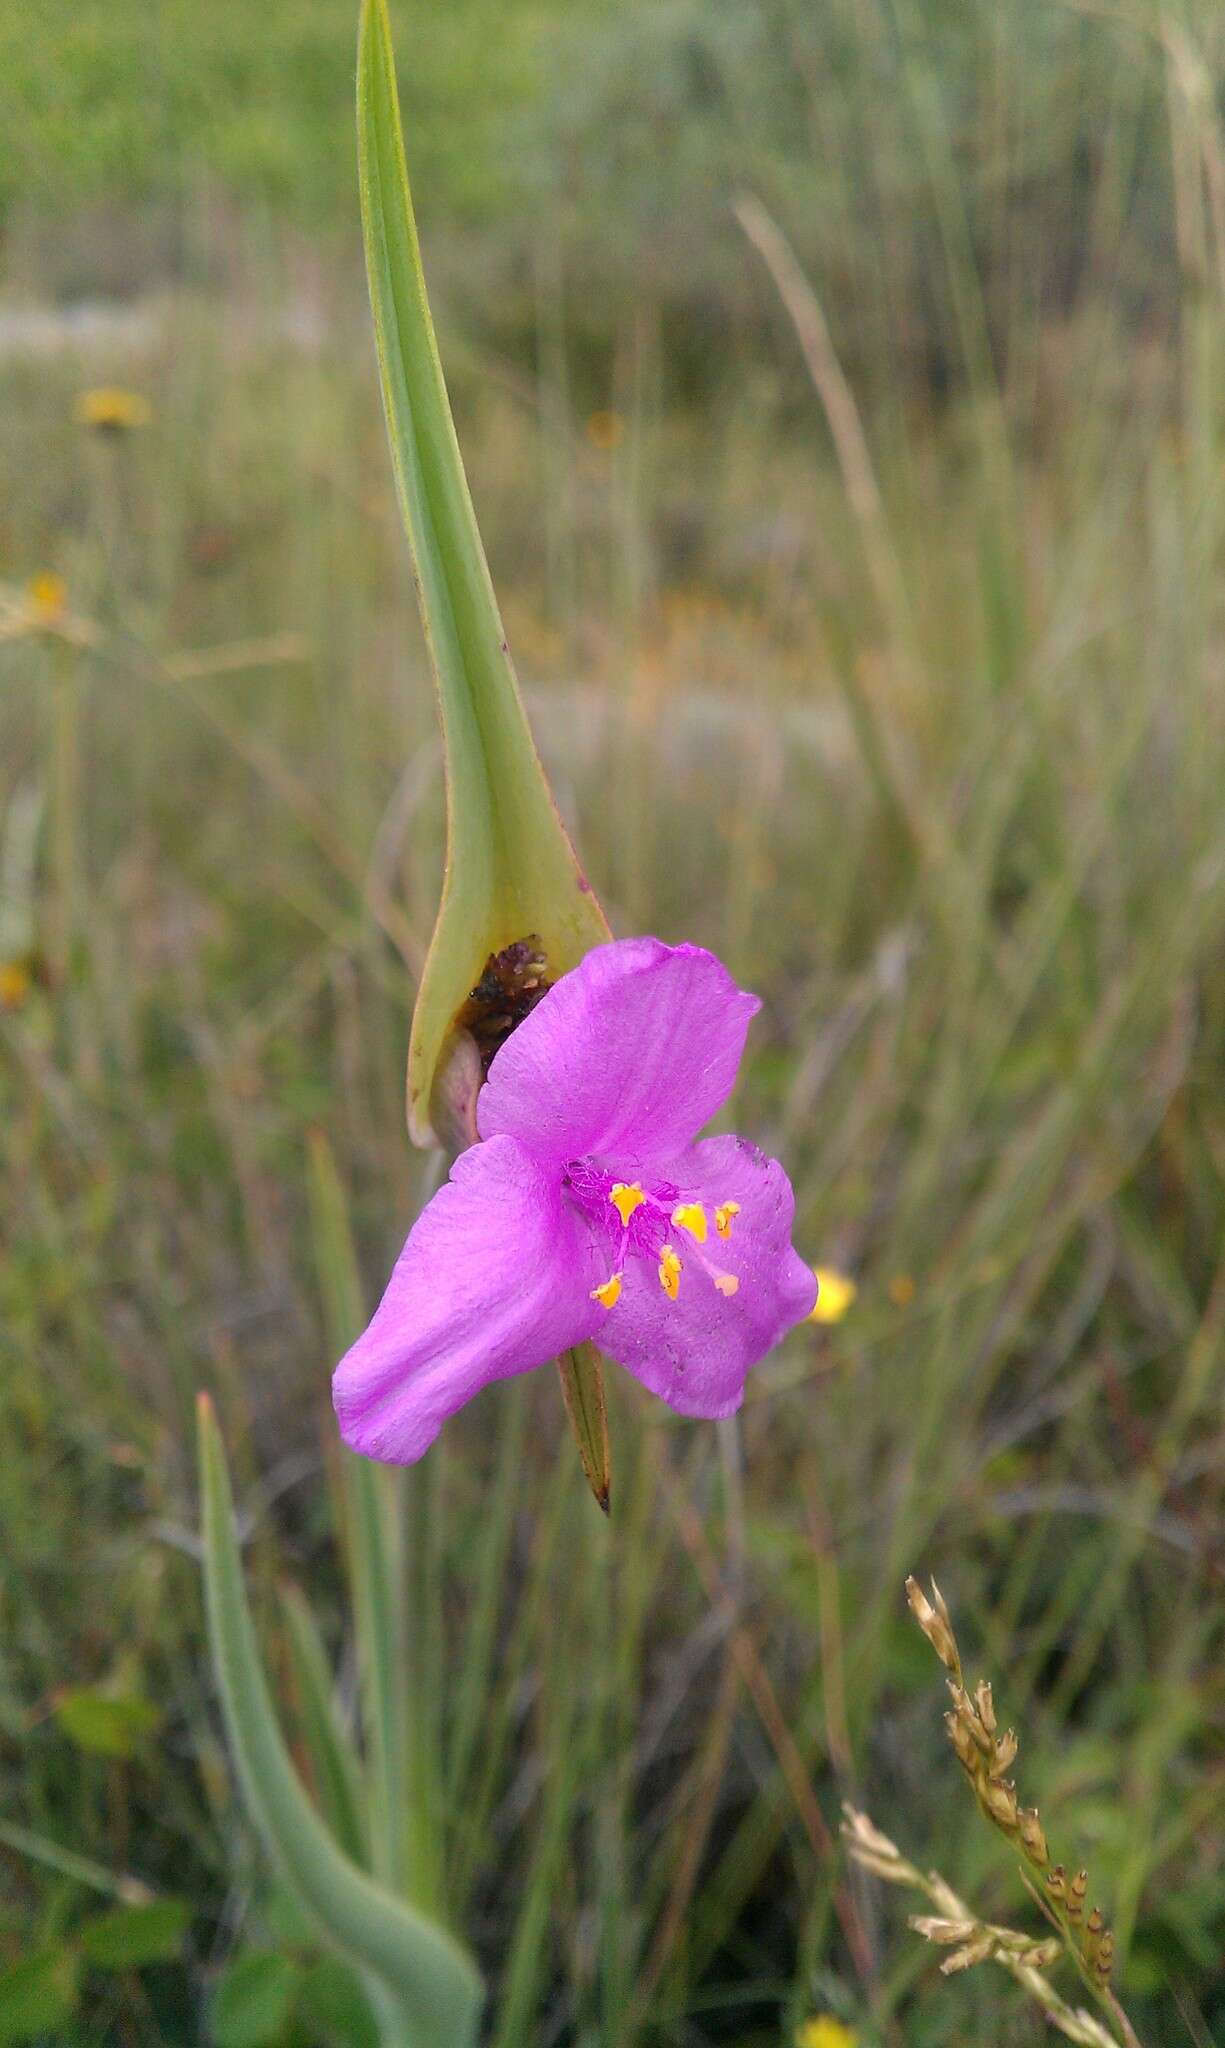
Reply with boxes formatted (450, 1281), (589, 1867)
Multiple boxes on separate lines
(687, 1239), (741, 1298)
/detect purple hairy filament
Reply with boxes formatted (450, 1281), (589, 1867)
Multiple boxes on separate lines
(563, 1160), (741, 1311)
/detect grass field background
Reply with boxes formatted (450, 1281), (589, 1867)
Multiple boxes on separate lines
(3, 1), (1225, 2043)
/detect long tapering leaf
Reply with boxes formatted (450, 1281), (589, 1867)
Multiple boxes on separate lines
(356, 0), (610, 1146)
(197, 1397), (482, 2048)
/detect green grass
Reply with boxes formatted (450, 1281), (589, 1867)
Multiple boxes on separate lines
(0, 0), (602, 226)
(3, 0), (1225, 2042)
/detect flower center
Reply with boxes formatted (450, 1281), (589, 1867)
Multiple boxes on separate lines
(561, 1159), (741, 1310)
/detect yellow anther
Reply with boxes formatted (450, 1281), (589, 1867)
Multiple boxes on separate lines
(658, 1246), (682, 1300)
(591, 1272), (622, 1310)
(671, 1201), (708, 1243)
(714, 1200), (741, 1239)
(609, 1181), (646, 1227)
(714, 1273), (740, 1297)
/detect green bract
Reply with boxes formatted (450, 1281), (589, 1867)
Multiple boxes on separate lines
(357, 0), (610, 1150)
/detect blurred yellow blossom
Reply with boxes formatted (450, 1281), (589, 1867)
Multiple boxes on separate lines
(809, 1267), (857, 1323)
(0, 959), (34, 1011)
(585, 408), (625, 452)
(1, 575), (97, 648)
(74, 387), (152, 432)
(28, 572), (67, 623)
(888, 1272), (916, 1306)
(796, 2018), (857, 2048)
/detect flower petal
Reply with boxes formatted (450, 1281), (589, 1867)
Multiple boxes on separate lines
(594, 1134), (816, 1418)
(477, 938), (760, 1166)
(333, 1135), (601, 1463)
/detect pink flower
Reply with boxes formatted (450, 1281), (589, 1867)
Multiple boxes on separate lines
(333, 939), (816, 1462)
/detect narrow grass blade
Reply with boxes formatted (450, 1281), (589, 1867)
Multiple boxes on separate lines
(0, 1822), (152, 1905)
(278, 1582), (369, 1871)
(196, 1396), (482, 2048)
(445, 1384), (528, 1809)
(306, 1128), (411, 1894)
(402, 1455), (446, 1918)
(343, 1458), (410, 1896)
(306, 1127), (367, 1358)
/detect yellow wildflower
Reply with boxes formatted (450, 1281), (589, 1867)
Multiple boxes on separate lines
(888, 1272), (915, 1307)
(0, 958), (34, 1011)
(5, 574), (97, 649)
(796, 2018), (858, 2048)
(809, 1267), (857, 1324)
(585, 408), (625, 452)
(28, 572), (67, 623)
(74, 387), (152, 432)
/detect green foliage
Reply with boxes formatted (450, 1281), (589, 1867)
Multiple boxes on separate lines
(0, 1950), (78, 2045)
(78, 1899), (190, 1969)
(0, 0), (569, 225)
(210, 1952), (299, 2048)
(4, 0), (1225, 2041)
(291, 1957), (380, 2048)
(0, 0), (1198, 409)
(54, 1685), (162, 1760)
